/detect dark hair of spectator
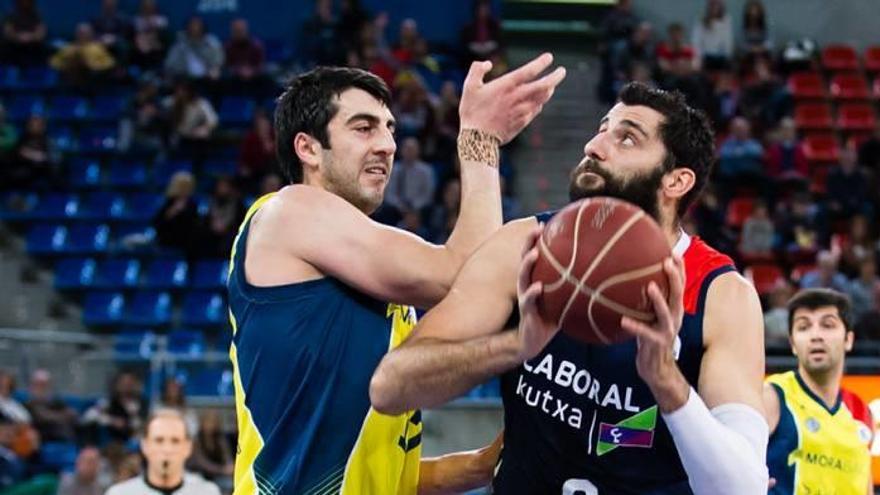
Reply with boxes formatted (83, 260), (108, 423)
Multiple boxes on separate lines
(743, 0), (766, 31)
(702, 0), (726, 28)
(787, 289), (853, 335)
(617, 82), (716, 217)
(274, 66), (391, 184)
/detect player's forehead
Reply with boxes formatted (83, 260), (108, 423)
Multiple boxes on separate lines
(600, 103), (665, 140)
(332, 88), (394, 125)
(792, 305), (842, 323)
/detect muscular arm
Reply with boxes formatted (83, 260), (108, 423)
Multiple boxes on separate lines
(763, 383), (781, 434)
(417, 431), (503, 495)
(370, 219), (535, 414)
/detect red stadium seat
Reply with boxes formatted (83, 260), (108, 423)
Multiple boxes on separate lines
(744, 264), (785, 296)
(837, 103), (877, 132)
(790, 264), (816, 285)
(787, 72), (826, 100)
(794, 103), (834, 131)
(865, 46), (880, 72)
(873, 77), (880, 100)
(801, 134), (840, 163)
(726, 197), (755, 229)
(822, 44), (859, 71)
(829, 73), (871, 100)
(809, 163), (831, 195)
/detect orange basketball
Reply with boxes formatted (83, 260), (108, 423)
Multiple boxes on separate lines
(531, 197), (671, 345)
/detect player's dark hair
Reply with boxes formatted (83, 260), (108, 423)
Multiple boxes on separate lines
(786, 288), (853, 335)
(617, 82), (715, 218)
(275, 67), (391, 184)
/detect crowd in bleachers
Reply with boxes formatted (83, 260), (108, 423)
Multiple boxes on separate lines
(0, 0), (511, 492)
(599, 0), (880, 351)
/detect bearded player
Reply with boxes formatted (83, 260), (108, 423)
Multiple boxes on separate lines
(371, 83), (769, 494)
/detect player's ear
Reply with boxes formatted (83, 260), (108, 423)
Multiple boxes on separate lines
(662, 167), (695, 200)
(294, 132), (322, 173)
(844, 330), (854, 352)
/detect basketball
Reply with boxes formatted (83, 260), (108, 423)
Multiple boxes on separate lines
(531, 197), (672, 345)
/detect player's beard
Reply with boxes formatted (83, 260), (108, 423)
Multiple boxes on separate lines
(568, 158), (665, 222)
(322, 152), (385, 215)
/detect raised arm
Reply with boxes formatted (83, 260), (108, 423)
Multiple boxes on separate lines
(417, 431), (503, 495)
(370, 218), (561, 414)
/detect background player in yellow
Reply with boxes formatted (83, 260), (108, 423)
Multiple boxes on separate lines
(226, 56), (565, 495)
(765, 288), (873, 495)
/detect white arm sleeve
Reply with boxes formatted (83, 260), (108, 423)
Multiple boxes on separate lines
(662, 387), (769, 495)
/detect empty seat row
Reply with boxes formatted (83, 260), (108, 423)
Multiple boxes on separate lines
(114, 328), (210, 358)
(821, 44), (880, 72)
(68, 158), (236, 190)
(793, 102), (877, 132)
(1, 192), (163, 222)
(788, 72), (880, 100)
(83, 290), (227, 327)
(55, 258), (228, 290)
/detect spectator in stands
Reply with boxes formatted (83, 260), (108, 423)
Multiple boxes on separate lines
(461, 0), (503, 64)
(434, 81), (460, 165)
(187, 410), (233, 483)
(57, 446), (111, 495)
(690, 185), (735, 253)
(131, 0), (169, 69)
(710, 70), (738, 127)
(740, 0), (771, 61)
(846, 257), (880, 323)
(778, 193), (823, 255)
(717, 116), (764, 188)
(302, 0), (344, 66)
(224, 18), (264, 82)
(826, 144), (869, 222)
(427, 178), (460, 244)
(392, 79), (435, 143)
(800, 250), (850, 293)
(155, 378), (198, 438)
(83, 371), (146, 445)
(616, 22), (655, 87)
(738, 58), (787, 129)
(392, 18), (420, 65)
(111, 451), (141, 483)
(858, 121), (880, 171)
(656, 22), (695, 76)
(153, 171), (199, 257)
(0, 371), (29, 425)
(119, 75), (164, 156)
(838, 214), (876, 278)
(23, 369), (77, 442)
(237, 109), (275, 194)
(8, 115), (58, 191)
(661, 56), (714, 115)
(2, 0), (47, 66)
(165, 79), (218, 155)
(0, 104), (18, 160)
(164, 16), (224, 80)
(628, 61), (657, 89)
(384, 137), (436, 218)
(764, 280), (794, 346)
(765, 117), (808, 181)
(90, 0), (131, 61)
(740, 200), (775, 258)
(259, 173), (283, 195)
(600, 0), (639, 57)
(201, 177), (246, 258)
(50, 23), (116, 87)
(105, 409), (221, 495)
(338, 0), (369, 52)
(0, 415), (25, 491)
(691, 0), (733, 70)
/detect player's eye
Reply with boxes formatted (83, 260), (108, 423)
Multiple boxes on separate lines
(621, 134), (636, 147)
(356, 126), (372, 134)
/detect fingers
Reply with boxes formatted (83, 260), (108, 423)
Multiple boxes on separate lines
(620, 315), (663, 346)
(521, 223), (543, 258)
(520, 281), (543, 312)
(463, 59), (493, 91)
(511, 66), (567, 104)
(517, 247), (540, 297)
(646, 282), (674, 336)
(501, 52), (554, 86)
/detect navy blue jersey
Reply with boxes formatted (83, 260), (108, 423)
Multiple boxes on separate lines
(492, 210), (735, 494)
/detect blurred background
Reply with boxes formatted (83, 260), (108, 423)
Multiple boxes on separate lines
(0, 0), (877, 493)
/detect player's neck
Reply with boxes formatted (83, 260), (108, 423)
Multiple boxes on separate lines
(663, 221), (683, 250)
(798, 365), (842, 409)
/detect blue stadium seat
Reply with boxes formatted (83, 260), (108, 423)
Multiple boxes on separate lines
(182, 291), (226, 327)
(0, 192), (39, 221)
(30, 193), (79, 221)
(50, 95), (89, 122)
(79, 192), (125, 222)
(14, 66), (58, 91)
(186, 368), (233, 397)
(168, 329), (205, 356)
(144, 259), (189, 290)
(79, 127), (117, 154)
(26, 224), (67, 255)
(91, 94), (126, 122)
(218, 96), (255, 127)
(9, 95), (45, 121)
(123, 291), (171, 327)
(54, 257), (96, 290)
(191, 260), (228, 289)
(48, 126), (77, 153)
(93, 259), (140, 290)
(66, 224), (110, 255)
(153, 160), (192, 188)
(68, 158), (102, 190)
(202, 160), (236, 178)
(119, 192), (162, 222)
(264, 39), (292, 65)
(83, 291), (125, 326)
(0, 66), (19, 90)
(108, 161), (147, 189)
(59, 394), (97, 414)
(114, 329), (157, 358)
(39, 442), (78, 472)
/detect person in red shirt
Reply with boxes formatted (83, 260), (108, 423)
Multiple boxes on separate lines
(656, 23), (695, 75)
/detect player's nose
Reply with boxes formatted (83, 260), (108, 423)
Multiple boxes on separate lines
(374, 129), (396, 157)
(583, 132), (608, 162)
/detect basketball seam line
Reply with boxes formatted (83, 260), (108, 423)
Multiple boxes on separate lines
(543, 200), (589, 292)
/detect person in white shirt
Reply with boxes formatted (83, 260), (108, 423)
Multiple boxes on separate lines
(692, 0), (733, 70)
(105, 408), (220, 495)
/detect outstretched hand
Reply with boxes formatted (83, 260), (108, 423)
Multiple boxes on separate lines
(459, 53), (566, 145)
(515, 223), (560, 362)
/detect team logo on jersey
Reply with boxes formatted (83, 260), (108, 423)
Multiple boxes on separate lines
(397, 410), (422, 453)
(596, 406), (657, 456)
(805, 417), (820, 433)
(857, 423), (872, 445)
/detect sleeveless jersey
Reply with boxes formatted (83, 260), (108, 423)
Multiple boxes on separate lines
(493, 210), (735, 494)
(227, 193), (422, 495)
(766, 371), (872, 495)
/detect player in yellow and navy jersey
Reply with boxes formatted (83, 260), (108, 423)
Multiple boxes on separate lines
(226, 60), (564, 494)
(765, 288), (874, 495)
